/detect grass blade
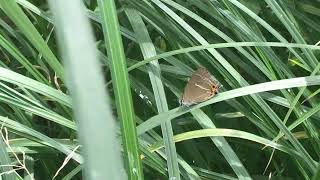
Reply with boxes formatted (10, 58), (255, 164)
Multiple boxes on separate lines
(126, 8), (180, 179)
(97, 0), (143, 179)
(49, 1), (125, 179)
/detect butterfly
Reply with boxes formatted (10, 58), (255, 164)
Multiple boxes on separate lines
(181, 67), (220, 106)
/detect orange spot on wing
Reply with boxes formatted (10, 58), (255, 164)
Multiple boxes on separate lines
(210, 84), (218, 96)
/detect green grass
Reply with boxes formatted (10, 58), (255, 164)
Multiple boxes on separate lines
(0, 0), (320, 179)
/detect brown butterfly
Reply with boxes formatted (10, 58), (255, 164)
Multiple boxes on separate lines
(181, 67), (220, 106)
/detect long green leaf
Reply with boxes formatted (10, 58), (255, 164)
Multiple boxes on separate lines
(49, 1), (125, 179)
(126, 8), (180, 179)
(97, 0), (143, 179)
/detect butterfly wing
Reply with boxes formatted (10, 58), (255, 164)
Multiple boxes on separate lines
(181, 67), (216, 106)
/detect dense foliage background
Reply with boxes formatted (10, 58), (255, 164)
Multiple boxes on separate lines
(0, 0), (320, 179)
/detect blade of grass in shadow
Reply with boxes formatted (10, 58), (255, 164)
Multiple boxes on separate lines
(97, 0), (143, 179)
(272, 103), (320, 142)
(138, 124), (200, 179)
(259, 92), (320, 121)
(227, 0), (313, 70)
(16, 0), (137, 42)
(126, 8), (180, 179)
(139, 143), (167, 176)
(0, 82), (44, 108)
(0, 91), (76, 130)
(137, 115), (200, 179)
(0, 67), (71, 107)
(266, 0), (318, 68)
(0, 34), (48, 84)
(0, 116), (82, 163)
(265, 0), (320, 153)
(8, 138), (79, 151)
(193, 166), (237, 180)
(0, 0), (64, 80)
(161, 0), (270, 79)
(191, 109), (251, 179)
(49, 1), (125, 179)
(0, 17), (39, 62)
(301, 88), (320, 104)
(0, 80), (74, 130)
(313, 166), (320, 180)
(61, 165), (82, 180)
(16, 0), (53, 23)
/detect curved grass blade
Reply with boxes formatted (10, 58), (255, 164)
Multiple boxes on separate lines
(148, 129), (303, 160)
(128, 42), (320, 72)
(137, 75), (320, 134)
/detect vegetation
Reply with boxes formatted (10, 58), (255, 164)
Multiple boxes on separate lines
(0, 0), (320, 179)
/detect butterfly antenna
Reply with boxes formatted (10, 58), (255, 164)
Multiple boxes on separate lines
(216, 82), (223, 93)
